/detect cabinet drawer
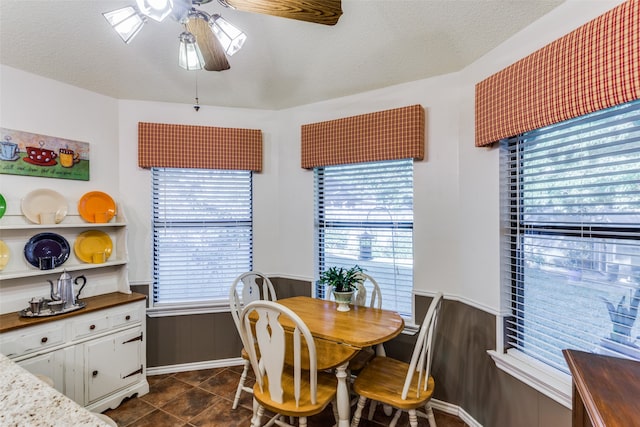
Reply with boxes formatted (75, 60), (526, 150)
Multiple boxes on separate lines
(110, 306), (141, 329)
(71, 314), (110, 340)
(0, 324), (64, 358)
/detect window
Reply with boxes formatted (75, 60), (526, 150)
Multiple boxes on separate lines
(152, 168), (252, 306)
(501, 99), (640, 374)
(315, 159), (414, 317)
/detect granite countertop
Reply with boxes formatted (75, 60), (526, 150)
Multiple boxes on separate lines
(0, 353), (110, 426)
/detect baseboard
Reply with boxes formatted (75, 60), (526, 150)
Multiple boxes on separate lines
(431, 399), (483, 427)
(146, 357), (244, 376)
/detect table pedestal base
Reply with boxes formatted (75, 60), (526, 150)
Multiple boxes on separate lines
(335, 363), (350, 427)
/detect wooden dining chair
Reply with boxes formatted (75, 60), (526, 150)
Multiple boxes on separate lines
(229, 271), (278, 410)
(240, 300), (338, 427)
(349, 272), (385, 372)
(353, 272), (383, 310)
(351, 292), (444, 427)
(350, 272), (388, 418)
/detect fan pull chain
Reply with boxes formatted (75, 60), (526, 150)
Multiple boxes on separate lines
(193, 71), (200, 112)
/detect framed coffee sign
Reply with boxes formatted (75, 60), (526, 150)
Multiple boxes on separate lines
(0, 128), (90, 181)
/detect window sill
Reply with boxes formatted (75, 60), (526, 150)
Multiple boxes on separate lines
(488, 349), (572, 409)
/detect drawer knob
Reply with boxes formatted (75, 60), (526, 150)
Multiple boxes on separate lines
(92, 370), (98, 377)
(89, 324), (96, 330)
(125, 315), (131, 321)
(41, 337), (48, 343)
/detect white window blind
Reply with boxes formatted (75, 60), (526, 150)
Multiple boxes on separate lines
(152, 168), (252, 305)
(315, 159), (414, 317)
(500, 99), (640, 373)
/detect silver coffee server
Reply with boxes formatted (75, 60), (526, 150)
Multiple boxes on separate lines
(48, 270), (87, 309)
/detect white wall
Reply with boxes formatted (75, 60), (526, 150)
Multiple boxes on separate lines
(274, 74), (463, 306)
(116, 101), (280, 284)
(0, 66), (120, 198)
(267, 0), (627, 316)
(456, 0), (626, 312)
(0, 0), (626, 317)
(0, 65), (120, 311)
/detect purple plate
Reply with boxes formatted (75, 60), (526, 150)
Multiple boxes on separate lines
(24, 232), (70, 269)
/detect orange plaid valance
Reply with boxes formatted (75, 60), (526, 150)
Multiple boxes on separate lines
(475, 0), (640, 147)
(300, 105), (425, 169)
(138, 122), (262, 171)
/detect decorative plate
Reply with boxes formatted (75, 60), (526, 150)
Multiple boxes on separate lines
(74, 230), (113, 264)
(0, 240), (9, 270)
(21, 189), (68, 224)
(0, 193), (5, 219)
(23, 232), (70, 269)
(78, 191), (116, 223)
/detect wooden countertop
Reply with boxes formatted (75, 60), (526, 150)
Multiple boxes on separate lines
(563, 349), (640, 426)
(0, 292), (147, 333)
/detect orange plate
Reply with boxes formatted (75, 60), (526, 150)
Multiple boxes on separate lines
(78, 191), (116, 223)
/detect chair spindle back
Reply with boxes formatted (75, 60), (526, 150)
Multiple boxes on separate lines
(401, 292), (443, 400)
(240, 300), (319, 407)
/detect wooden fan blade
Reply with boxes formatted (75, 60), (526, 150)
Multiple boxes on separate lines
(185, 17), (230, 71)
(224, 0), (342, 26)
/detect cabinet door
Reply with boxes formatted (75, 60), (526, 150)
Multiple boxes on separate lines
(85, 327), (143, 404)
(18, 350), (65, 395)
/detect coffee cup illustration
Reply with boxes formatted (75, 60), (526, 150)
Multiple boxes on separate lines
(25, 141), (57, 166)
(0, 136), (20, 161)
(59, 148), (80, 168)
(0, 141), (19, 161)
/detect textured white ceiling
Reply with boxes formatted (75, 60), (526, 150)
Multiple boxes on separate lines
(0, 0), (564, 110)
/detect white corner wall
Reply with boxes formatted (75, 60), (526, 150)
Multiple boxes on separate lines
(274, 74), (463, 304)
(456, 0), (627, 313)
(0, 0), (626, 317)
(116, 101), (280, 285)
(0, 65), (119, 311)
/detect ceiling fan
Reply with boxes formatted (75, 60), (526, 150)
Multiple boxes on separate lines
(103, 0), (343, 72)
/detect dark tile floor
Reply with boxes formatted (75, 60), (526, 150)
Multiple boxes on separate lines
(103, 366), (467, 427)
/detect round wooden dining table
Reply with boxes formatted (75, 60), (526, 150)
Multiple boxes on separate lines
(273, 296), (405, 427)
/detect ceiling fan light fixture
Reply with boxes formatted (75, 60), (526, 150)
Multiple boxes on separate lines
(178, 31), (205, 70)
(210, 14), (247, 56)
(136, 0), (174, 22)
(102, 6), (147, 44)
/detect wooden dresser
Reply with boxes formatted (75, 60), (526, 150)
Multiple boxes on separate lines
(563, 349), (640, 427)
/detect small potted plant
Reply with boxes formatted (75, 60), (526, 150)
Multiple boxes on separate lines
(318, 265), (364, 311)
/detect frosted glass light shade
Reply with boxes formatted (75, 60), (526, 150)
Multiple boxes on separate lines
(136, 0), (174, 22)
(102, 6), (146, 44)
(210, 14), (247, 56)
(178, 32), (205, 70)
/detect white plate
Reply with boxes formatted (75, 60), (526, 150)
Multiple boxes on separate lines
(21, 189), (68, 224)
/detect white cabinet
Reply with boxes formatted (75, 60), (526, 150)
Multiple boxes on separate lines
(0, 296), (148, 412)
(17, 350), (65, 394)
(85, 327), (144, 403)
(0, 198), (147, 412)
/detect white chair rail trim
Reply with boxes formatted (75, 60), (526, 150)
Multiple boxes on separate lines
(412, 289), (499, 316)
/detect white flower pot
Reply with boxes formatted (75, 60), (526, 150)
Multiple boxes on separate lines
(332, 290), (354, 312)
